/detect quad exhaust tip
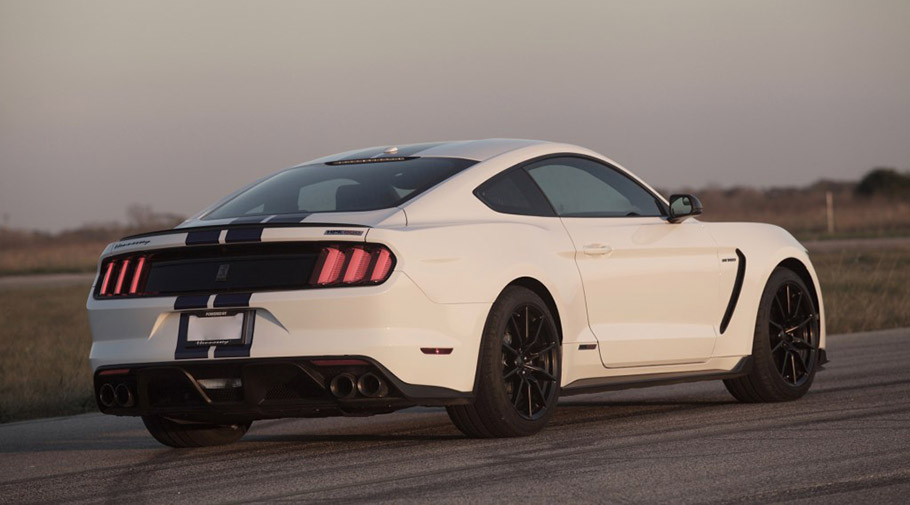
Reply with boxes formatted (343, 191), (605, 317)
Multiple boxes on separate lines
(329, 373), (357, 399)
(99, 383), (116, 408)
(357, 373), (388, 398)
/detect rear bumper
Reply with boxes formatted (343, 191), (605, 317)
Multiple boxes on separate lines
(88, 272), (490, 393)
(95, 356), (472, 423)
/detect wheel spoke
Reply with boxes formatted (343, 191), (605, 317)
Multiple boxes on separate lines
(530, 379), (548, 408)
(503, 366), (519, 379)
(786, 284), (792, 317)
(526, 365), (556, 382)
(528, 342), (555, 359)
(790, 353), (798, 384)
(509, 315), (523, 348)
(792, 290), (803, 318)
(526, 316), (545, 351)
(771, 340), (784, 354)
(513, 377), (527, 408)
(526, 381), (533, 417)
(773, 292), (787, 321)
(780, 351), (790, 377)
(502, 340), (519, 356)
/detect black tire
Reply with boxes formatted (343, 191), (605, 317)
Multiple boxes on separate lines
(447, 286), (561, 437)
(142, 415), (251, 448)
(724, 267), (820, 402)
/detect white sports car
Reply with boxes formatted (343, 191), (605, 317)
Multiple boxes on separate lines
(88, 139), (827, 447)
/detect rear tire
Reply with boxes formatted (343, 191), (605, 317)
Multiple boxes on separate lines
(447, 286), (561, 438)
(724, 267), (820, 402)
(142, 415), (251, 448)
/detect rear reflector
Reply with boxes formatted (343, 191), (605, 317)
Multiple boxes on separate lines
(420, 348), (453, 355)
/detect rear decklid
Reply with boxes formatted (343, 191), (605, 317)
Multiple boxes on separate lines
(93, 209), (403, 299)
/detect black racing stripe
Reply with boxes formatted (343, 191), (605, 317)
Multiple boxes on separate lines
(267, 213), (312, 224)
(174, 295), (209, 310)
(720, 249), (747, 334)
(213, 312), (255, 358)
(231, 216), (269, 224)
(185, 229), (220, 245)
(175, 313), (209, 360)
(213, 293), (252, 308)
(225, 227), (263, 243)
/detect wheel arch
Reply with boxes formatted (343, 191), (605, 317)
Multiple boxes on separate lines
(776, 257), (821, 320)
(505, 277), (563, 344)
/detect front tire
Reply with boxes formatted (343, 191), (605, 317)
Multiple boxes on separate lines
(447, 286), (561, 437)
(142, 415), (252, 448)
(724, 267), (820, 402)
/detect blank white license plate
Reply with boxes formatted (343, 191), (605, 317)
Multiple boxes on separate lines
(187, 312), (244, 344)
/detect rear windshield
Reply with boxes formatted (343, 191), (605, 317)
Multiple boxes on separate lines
(202, 157), (476, 220)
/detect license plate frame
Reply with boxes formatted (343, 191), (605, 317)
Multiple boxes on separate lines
(183, 309), (253, 347)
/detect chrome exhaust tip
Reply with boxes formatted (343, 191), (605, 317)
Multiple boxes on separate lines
(357, 373), (388, 398)
(114, 383), (135, 407)
(99, 383), (116, 408)
(329, 373), (357, 399)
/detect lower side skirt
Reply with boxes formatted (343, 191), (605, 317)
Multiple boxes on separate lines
(560, 357), (753, 397)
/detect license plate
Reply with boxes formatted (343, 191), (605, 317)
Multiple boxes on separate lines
(186, 311), (245, 346)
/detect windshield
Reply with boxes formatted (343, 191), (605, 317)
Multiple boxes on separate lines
(203, 157), (476, 220)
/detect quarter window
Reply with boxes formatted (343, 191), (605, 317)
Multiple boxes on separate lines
(525, 157), (664, 217)
(474, 169), (555, 217)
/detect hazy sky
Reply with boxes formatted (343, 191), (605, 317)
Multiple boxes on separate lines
(2, 0), (909, 231)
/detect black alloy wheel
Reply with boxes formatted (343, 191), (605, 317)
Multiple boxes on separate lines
(768, 281), (818, 387)
(725, 267), (820, 402)
(447, 286), (562, 437)
(501, 304), (559, 420)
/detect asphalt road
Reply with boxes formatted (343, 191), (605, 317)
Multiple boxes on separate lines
(1, 328), (908, 504)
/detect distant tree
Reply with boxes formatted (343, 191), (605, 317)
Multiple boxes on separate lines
(125, 204), (185, 231)
(855, 167), (910, 198)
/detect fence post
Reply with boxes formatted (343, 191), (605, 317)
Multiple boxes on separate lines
(826, 191), (835, 235)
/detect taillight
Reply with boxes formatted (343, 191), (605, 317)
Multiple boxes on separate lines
(98, 255), (150, 297)
(310, 244), (395, 287)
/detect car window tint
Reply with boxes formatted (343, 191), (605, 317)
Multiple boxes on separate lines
(526, 157), (663, 217)
(203, 157), (476, 219)
(475, 169), (555, 217)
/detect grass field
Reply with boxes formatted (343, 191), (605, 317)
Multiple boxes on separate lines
(0, 284), (95, 423)
(1, 245), (908, 423)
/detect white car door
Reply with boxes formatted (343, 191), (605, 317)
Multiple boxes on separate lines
(525, 157), (723, 368)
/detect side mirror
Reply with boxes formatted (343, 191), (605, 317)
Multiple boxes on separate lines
(668, 194), (703, 223)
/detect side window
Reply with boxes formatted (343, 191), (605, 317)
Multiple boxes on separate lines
(526, 157), (663, 217)
(475, 169), (555, 217)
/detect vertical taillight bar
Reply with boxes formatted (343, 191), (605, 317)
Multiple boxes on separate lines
(129, 256), (146, 294)
(99, 261), (116, 296)
(113, 259), (130, 295)
(342, 247), (371, 284)
(370, 248), (393, 282)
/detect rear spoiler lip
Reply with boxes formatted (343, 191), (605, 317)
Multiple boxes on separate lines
(120, 222), (371, 241)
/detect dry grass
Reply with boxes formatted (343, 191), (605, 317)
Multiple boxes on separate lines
(0, 283), (95, 422)
(690, 186), (910, 240)
(812, 247), (910, 334)
(0, 241), (109, 276)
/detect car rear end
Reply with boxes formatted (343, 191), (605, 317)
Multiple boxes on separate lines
(87, 155), (488, 423)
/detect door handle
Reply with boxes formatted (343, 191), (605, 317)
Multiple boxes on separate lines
(583, 244), (613, 256)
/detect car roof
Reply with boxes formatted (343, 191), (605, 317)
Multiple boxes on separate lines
(304, 139), (553, 165)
